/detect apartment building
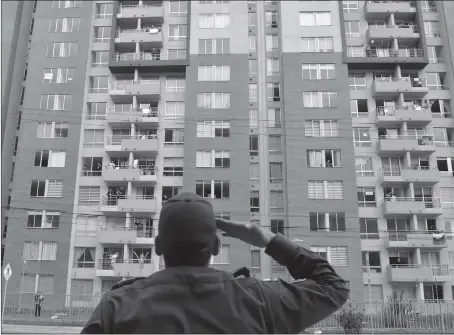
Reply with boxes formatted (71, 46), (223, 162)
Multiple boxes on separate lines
(1, 0), (453, 311)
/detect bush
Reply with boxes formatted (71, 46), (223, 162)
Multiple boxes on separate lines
(335, 302), (365, 334)
(382, 290), (417, 328)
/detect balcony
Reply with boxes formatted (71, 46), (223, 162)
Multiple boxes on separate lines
(382, 197), (443, 217)
(380, 166), (440, 186)
(97, 226), (155, 244)
(388, 264), (450, 282)
(101, 195), (157, 215)
(364, 1), (416, 20)
(117, 4), (164, 21)
(346, 48), (427, 69)
(103, 165), (157, 184)
(105, 134), (159, 154)
(96, 258), (156, 277)
(376, 105), (432, 126)
(115, 27), (163, 47)
(385, 230), (448, 248)
(367, 24), (420, 43)
(108, 80), (161, 102)
(372, 78), (428, 99)
(377, 135), (436, 155)
(109, 50), (188, 72)
(107, 107), (159, 126)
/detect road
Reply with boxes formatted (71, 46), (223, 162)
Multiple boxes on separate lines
(2, 324), (82, 334)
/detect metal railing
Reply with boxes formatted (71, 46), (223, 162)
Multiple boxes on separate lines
(379, 165), (436, 176)
(109, 79), (160, 91)
(368, 24), (419, 33)
(117, 26), (162, 35)
(2, 296), (453, 331)
(110, 107), (159, 117)
(429, 57), (444, 64)
(112, 50), (187, 61)
(119, 3), (163, 10)
(434, 140), (454, 147)
(379, 134), (434, 143)
(349, 48), (424, 58)
(383, 197), (442, 207)
(388, 264), (450, 275)
(98, 225), (155, 238)
(373, 77), (426, 86)
(106, 134), (158, 145)
(102, 194), (156, 206)
(104, 164), (157, 175)
(428, 84), (449, 90)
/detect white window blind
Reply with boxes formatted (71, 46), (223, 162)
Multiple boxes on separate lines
(49, 151), (66, 167)
(364, 285), (384, 301)
(47, 180), (63, 197)
(308, 181), (343, 199)
(211, 245), (230, 264)
(198, 65), (230, 81)
(330, 246), (348, 266)
(305, 120), (339, 137)
(79, 186), (101, 205)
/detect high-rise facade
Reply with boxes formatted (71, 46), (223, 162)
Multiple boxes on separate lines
(1, 0), (453, 310)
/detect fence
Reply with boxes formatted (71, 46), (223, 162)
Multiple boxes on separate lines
(2, 294), (454, 332)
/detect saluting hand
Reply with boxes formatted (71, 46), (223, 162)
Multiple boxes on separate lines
(216, 218), (275, 248)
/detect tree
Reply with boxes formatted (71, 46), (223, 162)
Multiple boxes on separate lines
(335, 302), (365, 334)
(382, 290), (417, 328)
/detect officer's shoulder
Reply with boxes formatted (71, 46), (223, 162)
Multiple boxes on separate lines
(110, 277), (146, 291)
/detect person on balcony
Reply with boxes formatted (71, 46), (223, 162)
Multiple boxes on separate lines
(81, 192), (349, 334)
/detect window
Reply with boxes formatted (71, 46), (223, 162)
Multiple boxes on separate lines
(83, 129), (104, 148)
(270, 191), (284, 212)
(89, 76), (108, 93)
(94, 27), (111, 43)
(197, 93), (230, 109)
(441, 188), (454, 208)
(164, 129), (184, 144)
(271, 220), (284, 235)
(163, 158), (183, 176)
(248, 12), (256, 28)
(265, 35), (279, 51)
(30, 180), (63, 198)
(355, 157), (374, 177)
(424, 21), (440, 37)
(162, 186), (181, 201)
(342, 1), (359, 12)
(211, 245), (230, 264)
(166, 77), (185, 92)
(357, 187), (376, 207)
(199, 38), (230, 54)
(267, 83), (280, 102)
(349, 73), (366, 90)
(350, 99), (368, 117)
(248, 164), (259, 183)
(344, 21), (360, 38)
(52, 1), (81, 8)
(424, 285), (444, 300)
(310, 212), (345, 232)
(165, 102), (185, 119)
(87, 102), (107, 120)
(437, 157), (454, 175)
(92, 51), (109, 68)
(46, 42), (77, 57)
(196, 150), (231, 168)
(267, 108), (281, 128)
(197, 121), (230, 138)
(303, 92), (338, 108)
(353, 128), (371, 147)
(23, 242), (57, 261)
(40, 94), (72, 110)
(299, 12), (331, 26)
(199, 14), (230, 28)
(169, 1), (188, 15)
(249, 59), (257, 75)
(250, 109), (258, 127)
(266, 58), (280, 76)
(269, 135), (282, 153)
(79, 186), (100, 205)
(27, 211), (60, 229)
(43, 68), (75, 84)
(307, 150), (341, 168)
(22, 274), (54, 294)
(82, 157), (103, 176)
(34, 150), (66, 167)
(308, 181), (344, 200)
(250, 191), (259, 212)
(168, 24), (187, 40)
(251, 250), (260, 271)
(96, 3), (113, 18)
(200, 1), (229, 4)
(249, 35), (257, 52)
(311, 246), (348, 266)
(426, 73), (445, 90)
(72, 279), (94, 301)
(48, 18), (80, 32)
(269, 162), (283, 183)
(301, 37), (334, 52)
(249, 84), (258, 103)
(198, 65), (230, 81)
(196, 180), (230, 199)
(305, 120), (339, 137)
(265, 11), (278, 28)
(37, 122), (68, 138)
(302, 64), (335, 80)
(250, 135), (258, 156)
(360, 218), (379, 239)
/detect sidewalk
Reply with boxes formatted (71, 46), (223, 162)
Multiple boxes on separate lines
(2, 324), (82, 334)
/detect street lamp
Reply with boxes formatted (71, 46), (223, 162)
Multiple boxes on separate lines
(17, 255), (27, 312)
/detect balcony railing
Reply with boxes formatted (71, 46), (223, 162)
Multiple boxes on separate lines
(348, 48), (423, 58)
(376, 104), (430, 116)
(383, 197), (442, 207)
(109, 79), (161, 91)
(116, 26), (162, 37)
(106, 134), (158, 145)
(388, 264), (449, 276)
(110, 107), (159, 117)
(105, 164), (157, 176)
(368, 24), (419, 33)
(374, 77), (426, 87)
(429, 58), (443, 64)
(98, 225), (155, 238)
(428, 84), (449, 90)
(113, 50), (187, 61)
(380, 165), (436, 176)
(379, 134), (434, 143)
(102, 194), (155, 206)
(119, 3), (163, 10)
(434, 140), (454, 147)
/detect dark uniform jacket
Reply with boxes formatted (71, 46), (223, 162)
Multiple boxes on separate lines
(81, 234), (349, 334)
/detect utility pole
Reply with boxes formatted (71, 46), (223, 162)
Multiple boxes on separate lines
(17, 255), (27, 312)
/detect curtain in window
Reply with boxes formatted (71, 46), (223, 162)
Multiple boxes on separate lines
(50, 151), (65, 167)
(330, 247), (348, 266)
(38, 275), (54, 294)
(23, 274), (36, 293)
(309, 151), (323, 167)
(24, 242), (40, 260)
(41, 242), (57, 260)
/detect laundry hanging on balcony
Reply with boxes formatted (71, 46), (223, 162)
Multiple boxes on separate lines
(432, 232), (446, 244)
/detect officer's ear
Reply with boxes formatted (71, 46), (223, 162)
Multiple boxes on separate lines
(155, 235), (163, 256)
(212, 235), (220, 256)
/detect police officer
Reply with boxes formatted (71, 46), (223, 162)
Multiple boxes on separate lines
(81, 192), (349, 334)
